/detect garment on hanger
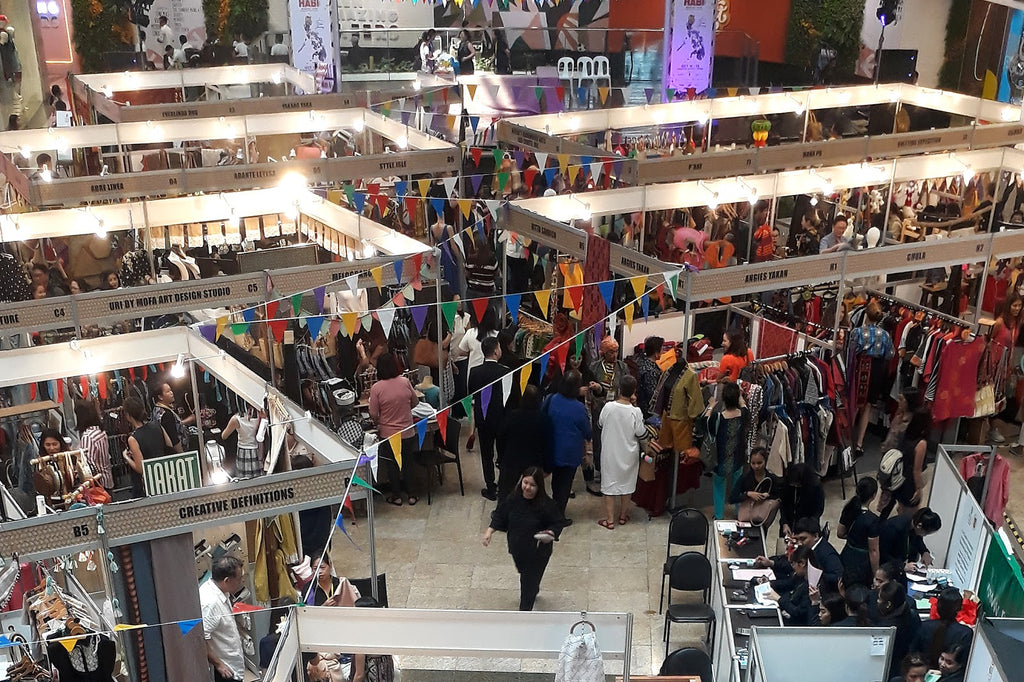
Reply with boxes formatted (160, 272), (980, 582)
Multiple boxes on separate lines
(959, 452), (1010, 525)
(554, 626), (604, 682)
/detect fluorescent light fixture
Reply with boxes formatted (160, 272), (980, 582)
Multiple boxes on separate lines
(951, 153), (974, 181)
(809, 169), (834, 195)
(170, 353), (186, 378)
(698, 180), (719, 209)
(787, 94), (804, 115)
(737, 178), (759, 204)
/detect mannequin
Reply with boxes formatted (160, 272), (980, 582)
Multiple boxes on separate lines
(415, 374), (440, 409)
(650, 348), (705, 454)
(222, 408), (262, 479)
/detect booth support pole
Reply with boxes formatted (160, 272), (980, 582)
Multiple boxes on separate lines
(435, 272), (446, 408)
(974, 234), (995, 324)
(984, 155), (1007, 235)
(366, 477), (380, 602)
(188, 358), (210, 483)
(263, 270), (278, 388)
(880, 160), (897, 248)
(622, 611), (633, 682)
(639, 186), (647, 255)
(141, 199), (158, 283)
(669, 272), (695, 513)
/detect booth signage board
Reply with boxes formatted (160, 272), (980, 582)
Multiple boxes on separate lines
(117, 93), (369, 123)
(289, 0), (338, 94)
(273, 258), (401, 294)
(992, 230), (1024, 258)
(504, 207), (587, 258)
(866, 126), (974, 158)
(844, 234), (992, 278)
(971, 121), (1024, 148)
(496, 121), (604, 158)
(28, 150), (460, 208)
(104, 464), (351, 545)
(753, 136), (869, 174)
(0, 298), (75, 334)
(638, 147), (755, 184)
(608, 244), (673, 279)
(688, 254), (843, 300)
(143, 450), (203, 497)
(73, 275), (263, 324)
(979, 536), (1024, 618)
(0, 506), (100, 561)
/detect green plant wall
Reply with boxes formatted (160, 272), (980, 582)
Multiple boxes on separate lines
(939, 0), (971, 90)
(785, 0), (866, 80)
(203, 0), (266, 43)
(70, 0), (134, 73)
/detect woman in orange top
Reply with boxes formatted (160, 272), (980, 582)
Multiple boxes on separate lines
(718, 329), (754, 382)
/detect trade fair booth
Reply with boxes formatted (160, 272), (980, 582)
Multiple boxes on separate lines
(496, 83), (1024, 185)
(0, 325), (381, 682)
(964, 619), (1024, 682)
(69, 66), (455, 124)
(0, 107), (458, 207)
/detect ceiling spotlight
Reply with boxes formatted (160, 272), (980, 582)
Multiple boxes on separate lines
(170, 353), (185, 378)
(396, 135), (408, 149)
(19, 147), (30, 160)
(353, 119), (365, 133)
(39, 166), (53, 183)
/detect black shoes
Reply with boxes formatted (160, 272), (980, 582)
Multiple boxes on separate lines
(481, 487), (497, 501)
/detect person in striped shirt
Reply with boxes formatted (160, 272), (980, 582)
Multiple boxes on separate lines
(75, 399), (112, 489)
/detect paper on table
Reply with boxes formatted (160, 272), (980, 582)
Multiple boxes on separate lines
(719, 522), (738, 534)
(870, 636), (886, 656)
(807, 561), (822, 588)
(733, 568), (776, 581)
(754, 582), (778, 606)
(906, 572), (928, 582)
(911, 582), (939, 593)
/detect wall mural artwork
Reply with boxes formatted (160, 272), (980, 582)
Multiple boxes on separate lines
(435, 0), (611, 52)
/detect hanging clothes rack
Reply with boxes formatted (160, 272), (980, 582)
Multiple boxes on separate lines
(865, 288), (973, 330)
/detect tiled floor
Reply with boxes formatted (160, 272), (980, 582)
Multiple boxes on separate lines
(329, 420), (1023, 678)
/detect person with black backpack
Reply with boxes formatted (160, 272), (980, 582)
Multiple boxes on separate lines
(878, 409), (931, 519)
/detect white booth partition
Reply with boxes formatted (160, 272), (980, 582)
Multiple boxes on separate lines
(927, 445), (995, 594)
(746, 626), (895, 682)
(265, 607), (633, 681)
(964, 619), (1024, 682)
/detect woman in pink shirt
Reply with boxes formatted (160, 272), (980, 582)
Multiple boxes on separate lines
(369, 352), (420, 506)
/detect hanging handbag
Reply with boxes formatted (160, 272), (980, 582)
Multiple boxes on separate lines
(440, 358), (456, 403)
(973, 383), (997, 417)
(737, 477), (780, 527)
(697, 409), (720, 471)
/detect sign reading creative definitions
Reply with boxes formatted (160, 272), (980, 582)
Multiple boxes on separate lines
(663, 0), (715, 97)
(144, 0), (207, 70)
(504, 207), (587, 258)
(144, 451), (202, 497)
(289, 0), (338, 94)
(104, 464), (351, 545)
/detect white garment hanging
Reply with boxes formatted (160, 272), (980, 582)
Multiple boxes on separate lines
(554, 628), (604, 682)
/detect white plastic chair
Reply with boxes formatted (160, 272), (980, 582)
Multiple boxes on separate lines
(557, 57), (576, 89)
(594, 56), (611, 88)
(576, 56), (595, 88)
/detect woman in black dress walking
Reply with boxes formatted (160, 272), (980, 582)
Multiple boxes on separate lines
(482, 466), (563, 611)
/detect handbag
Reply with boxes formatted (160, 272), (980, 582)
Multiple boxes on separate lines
(307, 655), (350, 682)
(440, 358), (456, 403)
(697, 409), (719, 471)
(974, 383), (996, 417)
(738, 477), (780, 527)
(412, 338), (439, 368)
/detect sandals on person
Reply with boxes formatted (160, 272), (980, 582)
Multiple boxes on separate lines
(407, 496), (419, 506)
(597, 519), (615, 530)
(618, 515), (630, 526)
(385, 496), (403, 507)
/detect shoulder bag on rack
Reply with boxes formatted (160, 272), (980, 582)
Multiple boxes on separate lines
(974, 343), (996, 418)
(737, 477), (780, 527)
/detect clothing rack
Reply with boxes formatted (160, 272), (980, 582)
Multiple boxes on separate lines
(749, 301), (836, 336)
(751, 349), (825, 365)
(865, 288), (972, 330)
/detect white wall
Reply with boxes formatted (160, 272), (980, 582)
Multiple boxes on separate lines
(859, 0), (954, 88)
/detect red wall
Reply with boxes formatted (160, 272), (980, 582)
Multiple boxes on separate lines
(610, 0), (792, 65)
(718, 0), (792, 64)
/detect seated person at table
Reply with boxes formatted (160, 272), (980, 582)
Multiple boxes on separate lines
(908, 587), (973, 668)
(812, 591), (847, 626)
(764, 545), (816, 626)
(830, 584), (874, 627)
(879, 507), (941, 570)
(755, 517), (844, 592)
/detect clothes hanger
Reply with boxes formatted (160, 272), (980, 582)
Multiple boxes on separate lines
(569, 611), (595, 634)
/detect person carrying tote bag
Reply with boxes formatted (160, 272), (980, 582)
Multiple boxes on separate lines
(731, 446), (781, 526)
